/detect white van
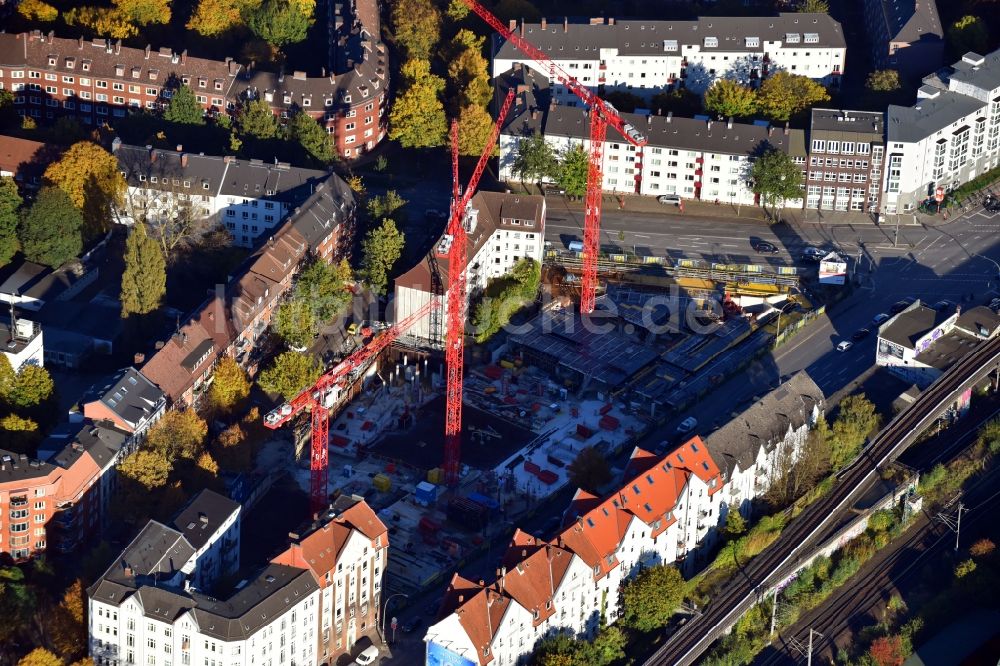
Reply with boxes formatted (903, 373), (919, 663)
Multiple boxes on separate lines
(568, 240), (584, 252)
(657, 194), (681, 205)
(352, 645), (380, 665)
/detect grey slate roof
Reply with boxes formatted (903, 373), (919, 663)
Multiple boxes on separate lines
(949, 49), (1000, 94)
(48, 420), (129, 472)
(955, 305), (1000, 338)
(0, 449), (56, 483)
(171, 489), (240, 551)
(217, 158), (327, 203)
(703, 371), (823, 479)
(877, 0), (943, 43)
(879, 303), (949, 348)
(286, 173), (356, 252)
(887, 91), (985, 143)
(104, 520), (196, 586)
(810, 108), (884, 138)
(495, 14), (845, 61)
(84, 367), (165, 430)
(189, 564), (319, 640)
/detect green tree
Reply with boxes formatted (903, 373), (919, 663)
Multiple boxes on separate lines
(456, 104), (496, 156)
(725, 509), (747, 537)
(704, 79), (758, 118)
(948, 16), (989, 57)
(147, 409), (209, 460)
(579, 626), (627, 666)
(866, 69), (901, 92)
(120, 223), (166, 318)
(18, 188), (82, 267)
(389, 60), (448, 148)
(445, 0), (469, 21)
(757, 72), (830, 122)
(287, 111), (334, 163)
(829, 393), (880, 469)
(567, 446), (611, 493)
(244, 0), (313, 47)
(749, 148), (804, 219)
(272, 298), (318, 348)
(511, 134), (557, 185)
(533, 633), (579, 666)
(163, 85), (206, 125)
(295, 258), (352, 320)
(447, 39), (491, 110)
(621, 564), (685, 631)
(0, 354), (13, 397)
(0, 176), (21, 267)
(556, 145), (590, 198)
(798, 0), (829, 12)
(43, 141), (125, 236)
(367, 190), (408, 222)
(360, 218), (405, 295)
(208, 356), (251, 412)
(118, 449), (173, 490)
(5, 365), (55, 410)
(258, 351), (323, 399)
(392, 0), (442, 60)
(237, 98), (281, 139)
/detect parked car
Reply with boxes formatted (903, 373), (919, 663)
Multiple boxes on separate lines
(872, 313), (891, 327)
(753, 241), (779, 254)
(851, 328), (871, 341)
(801, 246), (825, 261)
(890, 297), (916, 314)
(353, 646), (380, 666)
(543, 186), (566, 196)
(836, 341), (854, 352)
(657, 194), (682, 205)
(568, 240), (584, 252)
(675, 416), (698, 434)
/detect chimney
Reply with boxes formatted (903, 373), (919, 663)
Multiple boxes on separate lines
(520, 20), (525, 37)
(176, 144), (183, 152)
(181, 49), (187, 65)
(115, 39), (121, 55)
(150, 149), (158, 163)
(647, 114), (652, 126)
(768, 126), (774, 136)
(181, 153), (188, 168)
(78, 36), (84, 50)
(707, 119), (713, 130)
(667, 111), (673, 123)
(134, 352), (145, 364)
(144, 44), (151, 60)
(458, 594), (465, 603)
(48, 30), (55, 42)
(508, 19), (516, 31)
(541, 17), (546, 30)
(727, 116), (733, 129)
(784, 122), (789, 135)
(564, 17), (568, 33)
(608, 17), (615, 25)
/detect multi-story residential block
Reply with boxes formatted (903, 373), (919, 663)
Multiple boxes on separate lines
(884, 49), (1000, 213)
(394, 191), (546, 344)
(704, 371), (824, 514)
(423, 438), (723, 666)
(861, 0), (943, 80)
(0, 450), (66, 561)
(498, 67), (806, 205)
(88, 496), (384, 666)
(0, 31), (241, 124)
(876, 301), (1000, 387)
(82, 367), (166, 440)
(493, 14), (845, 97)
(805, 109), (885, 213)
(0, 0), (388, 159)
(113, 140), (330, 248)
(0, 313), (43, 369)
(271, 495), (390, 662)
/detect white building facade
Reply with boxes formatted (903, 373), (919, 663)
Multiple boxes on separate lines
(884, 50), (1000, 213)
(494, 14), (846, 96)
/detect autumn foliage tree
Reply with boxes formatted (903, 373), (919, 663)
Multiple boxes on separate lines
(392, 0), (442, 59)
(704, 79), (758, 118)
(621, 564), (685, 631)
(147, 409), (209, 460)
(47, 579), (87, 661)
(44, 141), (125, 236)
(756, 72), (830, 122)
(208, 356), (251, 413)
(456, 104), (496, 157)
(17, 0), (59, 21)
(17, 649), (64, 666)
(389, 59), (448, 149)
(868, 635), (905, 666)
(187, 0), (261, 36)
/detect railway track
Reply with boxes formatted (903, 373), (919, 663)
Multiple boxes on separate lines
(645, 335), (1000, 666)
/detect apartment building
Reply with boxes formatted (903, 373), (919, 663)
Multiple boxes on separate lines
(861, 0), (943, 80)
(113, 140), (329, 248)
(271, 495), (390, 662)
(493, 14), (845, 97)
(498, 66), (806, 205)
(0, 314), (43, 370)
(0, 0), (388, 160)
(394, 192), (546, 344)
(424, 437), (722, 666)
(0, 31), (240, 124)
(89, 496), (385, 666)
(703, 371), (824, 514)
(876, 301), (1000, 387)
(805, 108), (885, 213)
(884, 49), (1000, 213)
(82, 367), (166, 440)
(0, 134), (52, 190)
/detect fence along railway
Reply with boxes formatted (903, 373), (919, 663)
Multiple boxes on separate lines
(646, 334), (1000, 666)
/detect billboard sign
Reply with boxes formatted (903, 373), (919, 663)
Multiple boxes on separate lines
(818, 252), (847, 285)
(427, 642), (477, 666)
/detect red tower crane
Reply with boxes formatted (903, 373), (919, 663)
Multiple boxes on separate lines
(459, 0), (647, 313)
(263, 299), (438, 512)
(442, 88), (516, 485)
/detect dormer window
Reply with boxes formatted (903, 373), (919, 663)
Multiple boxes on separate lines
(302, 98), (311, 106)
(64, 58), (75, 69)
(82, 61), (91, 72)
(325, 98), (333, 106)
(132, 67), (141, 79)
(283, 95), (292, 105)
(148, 69), (158, 80)
(115, 65), (125, 77)
(182, 76), (191, 85)
(804, 33), (819, 44)
(214, 80), (223, 91)
(703, 36), (718, 47)
(48, 56), (57, 67)
(198, 78), (207, 89)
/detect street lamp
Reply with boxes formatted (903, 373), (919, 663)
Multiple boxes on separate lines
(379, 593), (408, 645)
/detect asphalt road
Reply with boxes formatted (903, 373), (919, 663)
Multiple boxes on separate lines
(545, 202), (1000, 438)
